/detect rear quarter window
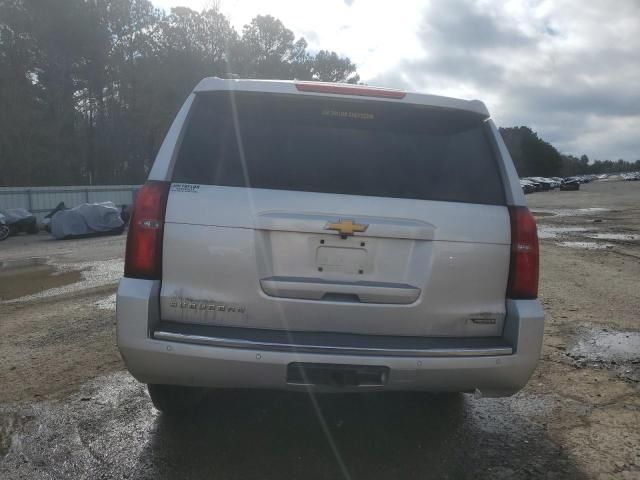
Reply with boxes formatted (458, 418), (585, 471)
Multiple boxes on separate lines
(172, 92), (505, 205)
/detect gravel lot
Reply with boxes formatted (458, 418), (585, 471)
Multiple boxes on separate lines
(1, 180), (638, 479)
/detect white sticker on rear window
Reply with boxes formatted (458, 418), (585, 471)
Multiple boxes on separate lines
(171, 184), (200, 193)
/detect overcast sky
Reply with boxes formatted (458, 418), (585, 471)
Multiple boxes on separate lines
(152, 0), (640, 161)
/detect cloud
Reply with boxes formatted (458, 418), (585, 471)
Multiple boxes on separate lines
(154, 0), (639, 160)
(421, 0), (533, 50)
(300, 30), (320, 44)
(370, 0), (640, 160)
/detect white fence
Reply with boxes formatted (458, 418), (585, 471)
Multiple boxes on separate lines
(0, 185), (140, 221)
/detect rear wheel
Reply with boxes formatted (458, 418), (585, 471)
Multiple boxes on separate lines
(0, 225), (10, 241)
(147, 384), (205, 414)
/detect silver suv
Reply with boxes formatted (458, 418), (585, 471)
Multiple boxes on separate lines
(117, 78), (543, 412)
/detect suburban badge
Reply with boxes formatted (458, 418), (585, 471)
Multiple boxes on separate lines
(168, 297), (246, 314)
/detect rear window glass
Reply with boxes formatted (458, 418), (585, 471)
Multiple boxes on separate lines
(173, 92), (505, 205)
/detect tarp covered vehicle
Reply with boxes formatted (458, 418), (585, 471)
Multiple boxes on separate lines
(0, 212), (9, 241)
(0, 208), (39, 239)
(50, 202), (125, 239)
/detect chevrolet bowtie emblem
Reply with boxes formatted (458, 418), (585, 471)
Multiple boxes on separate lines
(325, 219), (369, 236)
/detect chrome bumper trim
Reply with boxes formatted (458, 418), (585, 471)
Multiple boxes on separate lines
(152, 330), (513, 358)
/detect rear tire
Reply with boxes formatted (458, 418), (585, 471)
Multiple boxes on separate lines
(147, 384), (205, 414)
(0, 225), (10, 241)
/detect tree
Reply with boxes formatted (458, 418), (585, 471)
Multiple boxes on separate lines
(499, 126), (562, 177)
(0, 0), (43, 185)
(310, 50), (359, 83)
(0, 4), (363, 186)
(23, 0), (94, 184)
(240, 15), (307, 79)
(500, 128), (638, 177)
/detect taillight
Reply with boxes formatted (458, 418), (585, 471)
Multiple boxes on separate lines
(507, 206), (539, 299)
(295, 81), (406, 99)
(124, 181), (170, 279)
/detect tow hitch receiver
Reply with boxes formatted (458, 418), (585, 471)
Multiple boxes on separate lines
(287, 363), (389, 387)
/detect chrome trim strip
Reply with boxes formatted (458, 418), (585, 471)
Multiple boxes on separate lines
(260, 277), (421, 304)
(152, 330), (513, 357)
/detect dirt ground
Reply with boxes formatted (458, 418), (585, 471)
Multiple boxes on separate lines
(0, 180), (638, 479)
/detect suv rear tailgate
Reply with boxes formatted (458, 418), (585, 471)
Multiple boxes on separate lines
(160, 186), (510, 337)
(159, 90), (510, 338)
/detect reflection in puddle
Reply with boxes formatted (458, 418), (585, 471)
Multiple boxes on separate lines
(584, 233), (640, 241)
(0, 258), (83, 301)
(0, 413), (32, 457)
(0, 258), (48, 270)
(532, 207), (609, 218)
(569, 329), (640, 363)
(2, 259), (123, 303)
(94, 293), (116, 311)
(537, 226), (588, 239)
(537, 220), (639, 246)
(576, 207), (609, 213)
(558, 241), (614, 250)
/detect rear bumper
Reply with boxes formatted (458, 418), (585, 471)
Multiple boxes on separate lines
(116, 278), (544, 397)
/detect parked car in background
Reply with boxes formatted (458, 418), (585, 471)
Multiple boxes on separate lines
(520, 179), (536, 194)
(49, 202), (125, 240)
(0, 208), (38, 237)
(543, 178), (560, 189)
(117, 78), (544, 413)
(560, 177), (580, 191)
(526, 177), (552, 191)
(550, 177), (564, 187)
(521, 179), (540, 191)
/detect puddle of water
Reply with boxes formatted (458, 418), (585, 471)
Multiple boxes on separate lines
(0, 258), (83, 301)
(0, 258), (48, 272)
(0, 413), (31, 457)
(558, 241), (614, 250)
(94, 293), (116, 311)
(532, 208), (610, 218)
(569, 329), (640, 364)
(584, 233), (640, 241)
(537, 226), (588, 239)
(2, 259), (123, 304)
(576, 207), (609, 213)
(0, 417), (10, 456)
(0, 371), (577, 479)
